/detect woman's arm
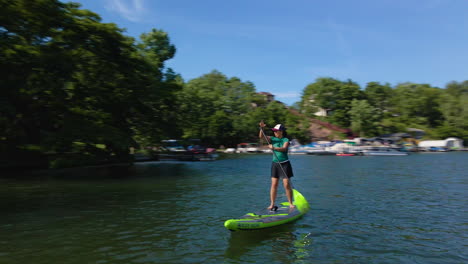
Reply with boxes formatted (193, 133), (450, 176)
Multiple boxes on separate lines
(271, 141), (289, 152)
(259, 130), (271, 141)
(259, 121), (270, 141)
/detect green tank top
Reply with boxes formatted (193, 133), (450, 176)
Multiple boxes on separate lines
(271, 136), (289, 163)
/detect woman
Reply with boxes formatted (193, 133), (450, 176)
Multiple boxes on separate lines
(259, 121), (295, 210)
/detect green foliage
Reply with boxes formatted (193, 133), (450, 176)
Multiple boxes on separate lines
(429, 125), (468, 142)
(364, 82), (393, 115)
(445, 81), (468, 97)
(391, 83), (443, 127)
(177, 70), (258, 146)
(300, 77), (362, 127)
(1, 0), (181, 168)
(285, 113), (311, 143)
(349, 99), (377, 137)
(138, 29), (176, 72)
(435, 83), (468, 141)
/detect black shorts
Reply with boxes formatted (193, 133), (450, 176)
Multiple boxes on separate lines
(271, 161), (294, 179)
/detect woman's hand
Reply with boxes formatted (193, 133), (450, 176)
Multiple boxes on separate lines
(268, 144), (273, 149)
(259, 120), (266, 128)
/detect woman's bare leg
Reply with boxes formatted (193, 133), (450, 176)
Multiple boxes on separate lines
(283, 178), (295, 208)
(269, 177), (279, 210)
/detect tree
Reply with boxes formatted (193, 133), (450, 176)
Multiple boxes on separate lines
(435, 83), (468, 141)
(349, 99), (377, 137)
(364, 82), (393, 114)
(445, 80), (468, 97)
(1, 0), (74, 153)
(284, 112), (311, 143)
(391, 83), (443, 128)
(1, 0), (181, 167)
(177, 70), (257, 146)
(300, 77), (342, 117)
(130, 30), (182, 146)
(299, 77), (362, 127)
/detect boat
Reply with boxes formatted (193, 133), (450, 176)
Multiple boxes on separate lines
(224, 148), (236, 153)
(323, 143), (362, 155)
(304, 142), (337, 155)
(224, 189), (309, 231)
(158, 139), (218, 161)
(289, 146), (309, 154)
(236, 143), (262, 153)
(336, 153), (355, 156)
(161, 139), (186, 152)
(360, 147), (408, 156)
(305, 148), (335, 155)
(426, 147), (449, 152)
(288, 140), (315, 154)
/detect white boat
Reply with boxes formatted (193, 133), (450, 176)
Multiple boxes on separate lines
(360, 147), (408, 156)
(236, 143), (262, 153)
(324, 143), (362, 155)
(224, 148), (236, 153)
(305, 148), (335, 155)
(289, 146), (309, 154)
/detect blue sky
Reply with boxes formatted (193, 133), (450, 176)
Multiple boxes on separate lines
(70, 0), (468, 105)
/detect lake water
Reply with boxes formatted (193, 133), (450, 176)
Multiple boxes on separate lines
(1, 152), (467, 264)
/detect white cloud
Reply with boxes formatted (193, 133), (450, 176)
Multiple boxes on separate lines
(105, 0), (147, 22)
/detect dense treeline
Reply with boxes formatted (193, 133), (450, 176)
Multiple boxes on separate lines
(299, 78), (468, 141)
(1, 1), (181, 167)
(1, 1), (466, 169)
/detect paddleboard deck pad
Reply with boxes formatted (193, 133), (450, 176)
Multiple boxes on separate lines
(224, 189), (310, 231)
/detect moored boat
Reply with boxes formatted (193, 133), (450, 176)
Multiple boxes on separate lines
(360, 147), (408, 156)
(336, 153), (355, 156)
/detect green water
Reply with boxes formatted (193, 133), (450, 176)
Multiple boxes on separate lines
(1, 153), (467, 264)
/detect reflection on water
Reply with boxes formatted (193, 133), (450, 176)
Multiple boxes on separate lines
(0, 153), (467, 263)
(225, 225), (293, 259)
(225, 225), (313, 264)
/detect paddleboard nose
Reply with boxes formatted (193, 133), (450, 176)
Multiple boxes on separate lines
(224, 219), (236, 231)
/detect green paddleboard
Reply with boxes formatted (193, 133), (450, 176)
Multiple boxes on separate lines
(224, 189), (310, 231)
